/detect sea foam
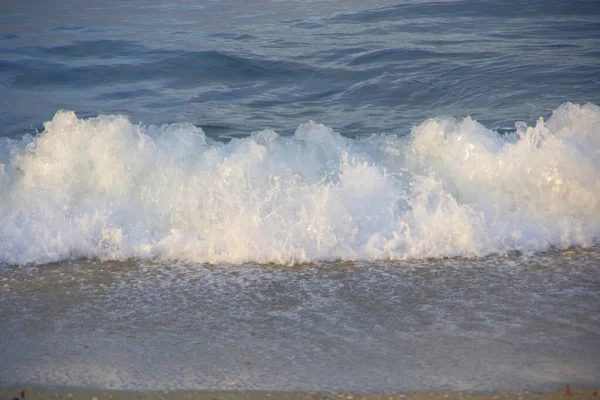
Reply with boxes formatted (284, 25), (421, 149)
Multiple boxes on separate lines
(1, 103), (599, 265)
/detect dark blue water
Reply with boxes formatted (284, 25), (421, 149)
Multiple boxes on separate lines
(1, 0), (599, 139)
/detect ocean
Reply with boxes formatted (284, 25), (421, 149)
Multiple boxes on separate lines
(1, 0), (599, 393)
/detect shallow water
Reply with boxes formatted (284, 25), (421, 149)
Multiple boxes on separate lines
(1, 0), (600, 392)
(1, 248), (600, 391)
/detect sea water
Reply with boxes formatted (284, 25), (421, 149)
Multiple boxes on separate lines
(0, 0), (599, 392)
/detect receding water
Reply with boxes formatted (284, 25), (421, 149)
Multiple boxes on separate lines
(1, 248), (599, 391)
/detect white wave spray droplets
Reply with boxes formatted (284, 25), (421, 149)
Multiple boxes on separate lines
(0, 103), (599, 265)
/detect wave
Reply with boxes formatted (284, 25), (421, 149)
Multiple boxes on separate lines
(4, 44), (310, 90)
(1, 102), (599, 265)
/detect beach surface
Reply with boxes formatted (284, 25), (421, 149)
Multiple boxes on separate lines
(1, 387), (598, 400)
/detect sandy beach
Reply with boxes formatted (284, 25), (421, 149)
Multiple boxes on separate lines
(1, 387), (598, 400)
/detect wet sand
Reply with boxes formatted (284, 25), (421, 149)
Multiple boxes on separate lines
(1, 387), (598, 400)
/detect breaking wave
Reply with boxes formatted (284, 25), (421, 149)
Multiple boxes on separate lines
(1, 102), (599, 265)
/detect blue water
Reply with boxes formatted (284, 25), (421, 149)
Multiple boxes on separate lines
(1, 0), (600, 393)
(2, 0), (599, 139)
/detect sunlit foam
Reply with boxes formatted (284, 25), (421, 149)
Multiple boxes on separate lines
(1, 103), (598, 265)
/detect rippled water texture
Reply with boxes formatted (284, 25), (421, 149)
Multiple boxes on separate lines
(1, 0), (599, 137)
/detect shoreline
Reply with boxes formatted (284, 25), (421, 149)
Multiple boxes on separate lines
(1, 386), (598, 400)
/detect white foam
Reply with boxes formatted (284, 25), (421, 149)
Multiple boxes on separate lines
(1, 103), (599, 265)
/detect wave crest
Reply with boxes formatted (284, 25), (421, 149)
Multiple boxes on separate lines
(1, 103), (599, 265)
